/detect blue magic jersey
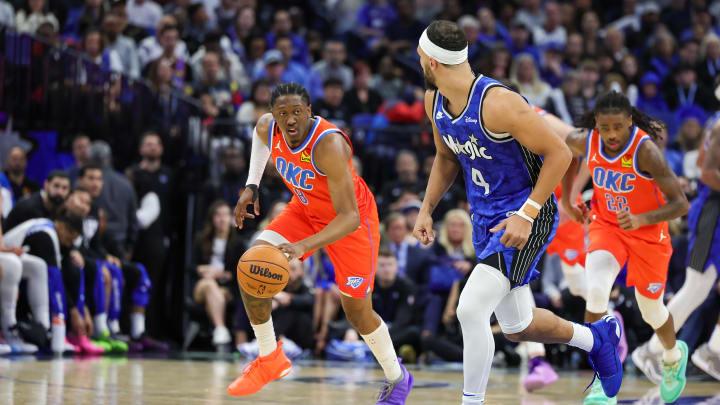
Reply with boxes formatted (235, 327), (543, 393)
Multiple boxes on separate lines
(687, 112), (720, 273)
(432, 75), (558, 286)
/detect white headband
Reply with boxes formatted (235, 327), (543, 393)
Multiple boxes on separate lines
(419, 29), (468, 65)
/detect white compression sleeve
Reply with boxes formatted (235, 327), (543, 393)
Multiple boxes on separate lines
(246, 127), (271, 186)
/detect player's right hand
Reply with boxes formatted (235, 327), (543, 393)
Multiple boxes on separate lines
(234, 187), (260, 229)
(413, 211), (435, 245)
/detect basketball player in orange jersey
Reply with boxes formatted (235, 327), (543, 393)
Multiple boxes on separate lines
(563, 91), (689, 405)
(229, 83), (413, 403)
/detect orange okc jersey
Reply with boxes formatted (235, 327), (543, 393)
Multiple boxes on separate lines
(268, 116), (375, 224)
(548, 185), (586, 266)
(586, 126), (669, 244)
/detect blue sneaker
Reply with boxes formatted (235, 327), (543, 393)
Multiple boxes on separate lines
(376, 362), (413, 404)
(587, 315), (623, 398)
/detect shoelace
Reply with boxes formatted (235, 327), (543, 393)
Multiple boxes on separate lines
(662, 361), (679, 385)
(376, 379), (397, 401)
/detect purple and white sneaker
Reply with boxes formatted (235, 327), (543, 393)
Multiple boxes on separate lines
(376, 362), (413, 404)
(613, 311), (628, 363)
(523, 357), (559, 392)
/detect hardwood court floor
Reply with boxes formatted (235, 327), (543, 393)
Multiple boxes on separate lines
(0, 355), (718, 404)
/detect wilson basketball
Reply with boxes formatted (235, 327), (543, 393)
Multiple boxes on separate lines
(237, 245), (290, 298)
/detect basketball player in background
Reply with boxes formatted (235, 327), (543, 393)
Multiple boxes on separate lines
(413, 21), (622, 404)
(564, 91), (689, 404)
(230, 82), (413, 404)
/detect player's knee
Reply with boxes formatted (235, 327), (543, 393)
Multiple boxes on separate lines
(585, 286), (610, 313)
(456, 296), (475, 325)
(635, 292), (669, 329)
(503, 331), (526, 342)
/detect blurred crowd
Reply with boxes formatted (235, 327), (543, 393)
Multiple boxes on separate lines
(0, 0), (719, 367)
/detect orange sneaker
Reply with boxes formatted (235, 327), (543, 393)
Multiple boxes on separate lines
(227, 341), (292, 396)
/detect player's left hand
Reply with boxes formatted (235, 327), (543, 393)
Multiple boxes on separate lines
(490, 215), (532, 250)
(277, 242), (306, 260)
(617, 210), (644, 231)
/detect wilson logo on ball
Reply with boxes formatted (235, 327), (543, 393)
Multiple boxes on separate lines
(249, 264), (283, 280)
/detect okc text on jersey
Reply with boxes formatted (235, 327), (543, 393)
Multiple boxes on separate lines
(275, 157), (315, 190)
(592, 167), (636, 193)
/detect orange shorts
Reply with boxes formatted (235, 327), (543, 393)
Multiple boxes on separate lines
(261, 199), (380, 299)
(588, 222), (672, 299)
(547, 220), (586, 266)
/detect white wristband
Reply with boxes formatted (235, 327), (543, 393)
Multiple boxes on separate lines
(514, 211), (534, 224)
(524, 198), (542, 210)
(246, 126), (271, 186)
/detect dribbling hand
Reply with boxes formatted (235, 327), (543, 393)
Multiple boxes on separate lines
(490, 215), (532, 250)
(277, 242), (305, 260)
(234, 187), (260, 229)
(413, 211), (435, 246)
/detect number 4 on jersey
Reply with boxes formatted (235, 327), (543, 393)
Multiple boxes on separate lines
(472, 168), (490, 195)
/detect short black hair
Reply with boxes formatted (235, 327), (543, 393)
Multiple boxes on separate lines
(426, 20), (467, 53)
(46, 170), (70, 183)
(159, 24), (179, 37)
(322, 77), (343, 89)
(78, 164), (103, 178)
(55, 207), (84, 235)
(140, 130), (161, 145)
(270, 82), (310, 108)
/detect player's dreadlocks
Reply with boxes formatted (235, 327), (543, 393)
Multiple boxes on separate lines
(269, 82), (310, 108)
(576, 90), (661, 140)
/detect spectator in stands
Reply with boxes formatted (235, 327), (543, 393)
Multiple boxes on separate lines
(506, 19), (540, 65)
(208, 0), (237, 36)
(138, 15), (188, 68)
(183, 3), (211, 54)
(65, 0), (105, 41)
(265, 9), (309, 68)
(510, 53), (552, 108)
(189, 32), (250, 96)
(373, 247), (419, 357)
(313, 78), (350, 129)
(4, 170), (69, 230)
(636, 71), (671, 126)
(191, 200), (244, 349)
(458, 15), (489, 65)
(203, 144), (245, 211)
(15, 0), (58, 34)
(4, 147), (40, 202)
(270, 35), (321, 99)
(580, 10), (601, 57)
(698, 34), (720, 87)
(268, 258), (315, 355)
(344, 61), (383, 118)
(0, 0), (13, 26)
(515, 0), (543, 29)
(147, 24), (190, 87)
(677, 37), (700, 67)
(377, 150), (424, 215)
(384, 0), (424, 55)
(655, 120), (684, 177)
(370, 55), (403, 101)
(108, 0), (145, 44)
(650, 30), (678, 79)
(478, 45), (511, 80)
(87, 141), (138, 261)
(81, 29), (123, 74)
(256, 49), (301, 92)
(562, 32), (583, 71)
(226, 6), (256, 60)
(532, 1), (566, 49)
(578, 59), (600, 110)
(674, 106), (706, 181)
(477, 7), (509, 48)
(126, 0), (162, 32)
(102, 13), (140, 78)
(384, 211), (431, 284)
(193, 51), (233, 113)
(665, 63), (718, 112)
(311, 40), (353, 91)
(236, 79), (270, 124)
(619, 54), (640, 104)
(354, 0), (396, 48)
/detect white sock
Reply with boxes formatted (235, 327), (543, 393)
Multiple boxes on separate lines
(568, 323), (595, 352)
(361, 321), (402, 381)
(130, 312), (145, 339)
(526, 342), (546, 357)
(663, 342), (682, 363)
(648, 334), (664, 355)
(462, 392), (485, 404)
(709, 324), (720, 354)
(109, 319), (120, 334)
(251, 318), (277, 357)
(94, 313), (108, 336)
(51, 317), (66, 353)
(0, 254), (21, 331)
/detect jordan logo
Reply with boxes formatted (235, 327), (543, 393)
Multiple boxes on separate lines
(659, 230), (667, 242)
(275, 141), (282, 151)
(591, 154), (599, 163)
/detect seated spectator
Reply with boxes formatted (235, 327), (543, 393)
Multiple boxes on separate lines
(312, 78), (350, 129)
(477, 7), (509, 48)
(15, 0), (59, 34)
(183, 3), (211, 54)
(477, 46), (512, 81)
(698, 34), (720, 87)
(144, 24), (191, 88)
(138, 15), (189, 69)
(546, 70), (580, 123)
(270, 35), (321, 99)
(578, 59), (599, 110)
(189, 32), (250, 96)
(126, 0), (162, 32)
(654, 121), (684, 177)
(619, 54), (640, 105)
(457, 15), (489, 65)
(379, 84), (425, 124)
(603, 27), (629, 63)
(383, 0), (424, 55)
(511, 53), (552, 108)
(636, 72), (671, 127)
(255, 49), (305, 93)
(191, 200), (244, 349)
(81, 29), (123, 75)
(4, 170), (69, 231)
(0, 1), (13, 26)
(370, 55), (403, 102)
(376, 150), (425, 215)
(242, 33), (267, 77)
(102, 13), (140, 78)
(562, 32), (583, 71)
(311, 40), (353, 91)
(539, 43), (566, 88)
(4, 147), (40, 203)
(108, 0), (146, 45)
(354, 0), (397, 48)
(673, 106), (707, 181)
(207, 0), (236, 34)
(203, 144), (246, 213)
(677, 37), (700, 68)
(236, 79), (271, 124)
(515, 0), (544, 28)
(383, 212), (430, 286)
(580, 10), (601, 57)
(226, 6), (257, 60)
(506, 19), (540, 66)
(193, 51), (234, 115)
(664, 63), (718, 112)
(649, 31), (678, 79)
(344, 61), (383, 118)
(532, 1), (566, 49)
(372, 248), (420, 359)
(63, 0), (104, 41)
(265, 9), (310, 68)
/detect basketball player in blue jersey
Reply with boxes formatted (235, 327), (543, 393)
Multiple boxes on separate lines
(632, 84), (720, 383)
(413, 20), (623, 404)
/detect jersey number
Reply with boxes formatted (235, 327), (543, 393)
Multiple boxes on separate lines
(605, 193), (628, 212)
(294, 188), (309, 204)
(472, 168), (490, 196)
